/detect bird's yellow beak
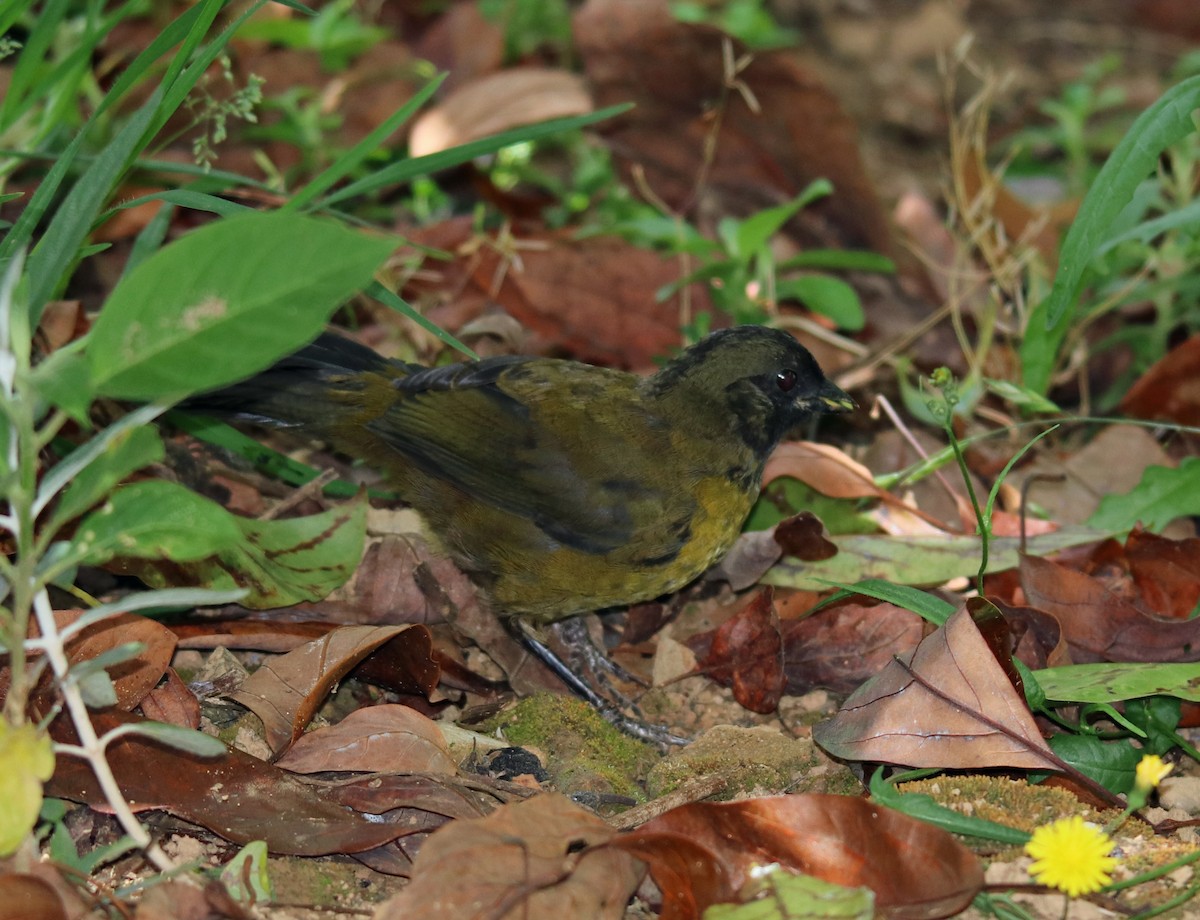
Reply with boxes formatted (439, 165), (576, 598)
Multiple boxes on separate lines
(815, 380), (855, 414)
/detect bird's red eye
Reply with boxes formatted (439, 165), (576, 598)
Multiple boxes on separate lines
(776, 369), (797, 392)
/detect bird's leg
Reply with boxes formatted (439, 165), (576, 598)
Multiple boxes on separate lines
(513, 619), (689, 747)
(556, 616), (648, 692)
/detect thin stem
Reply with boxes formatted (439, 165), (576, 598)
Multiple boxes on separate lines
(33, 589), (176, 873)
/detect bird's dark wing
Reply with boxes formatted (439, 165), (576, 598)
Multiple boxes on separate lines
(365, 357), (691, 557)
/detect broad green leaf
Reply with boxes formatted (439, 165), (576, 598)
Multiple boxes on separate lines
(1087, 457), (1200, 533)
(30, 343), (94, 421)
(734, 180), (832, 259)
(766, 527), (1110, 591)
(1023, 75), (1200, 394)
(73, 480), (244, 567)
(45, 422), (165, 530)
(87, 211), (396, 400)
(0, 721), (54, 856)
(1047, 733), (1141, 794)
(775, 274), (863, 330)
(1035, 662), (1200, 704)
(125, 496), (367, 608)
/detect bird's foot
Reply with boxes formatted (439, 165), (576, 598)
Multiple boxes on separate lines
(514, 618), (690, 748)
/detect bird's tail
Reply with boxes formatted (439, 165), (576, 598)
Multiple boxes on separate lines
(181, 332), (395, 432)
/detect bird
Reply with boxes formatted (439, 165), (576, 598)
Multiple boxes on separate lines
(189, 324), (853, 621)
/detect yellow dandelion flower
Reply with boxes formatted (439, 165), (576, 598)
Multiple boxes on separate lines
(1134, 754), (1172, 793)
(1025, 816), (1117, 898)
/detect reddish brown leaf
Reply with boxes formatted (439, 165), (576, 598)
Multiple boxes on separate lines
(403, 218), (714, 369)
(782, 600), (925, 695)
(694, 587), (784, 713)
(46, 711), (410, 856)
(1126, 527), (1200, 619)
(138, 667), (201, 729)
(763, 442), (883, 499)
(171, 619), (335, 652)
(1020, 553), (1200, 662)
(707, 512), (834, 592)
(618, 795), (982, 920)
(0, 873), (69, 920)
(305, 533), (481, 626)
(372, 793), (644, 920)
(275, 704), (456, 775)
(812, 605), (1060, 771)
(229, 624), (438, 755)
(574, 0), (892, 254)
(29, 611), (177, 711)
(1121, 332), (1200, 426)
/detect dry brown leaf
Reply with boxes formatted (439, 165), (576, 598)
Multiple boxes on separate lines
(373, 793), (643, 920)
(574, 0), (891, 253)
(275, 704), (456, 775)
(9, 611), (179, 712)
(404, 218), (712, 368)
(763, 442), (882, 499)
(1020, 553), (1200, 661)
(782, 600), (925, 695)
(229, 624), (438, 756)
(617, 794), (982, 920)
(138, 667), (201, 729)
(1121, 332), (1200, 426)
(1126, 528), (1200, 619)
(0, 873), (69, 920)
(410, 68), (593, 157)
(47, 711), (412, 856)
(692, 587), (784, 714)
(812, 603), (1059, 771)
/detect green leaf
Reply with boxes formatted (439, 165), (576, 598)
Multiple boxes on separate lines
(72, 480), (244, 567)
(1087, 457), (1200, 533)
(823, 579), (956, 626)
(1035, 662), (1200, 704)
(1023, 75), (1200, 394)
(705, 868), (874, 920)
(285, 73), (444, 212)
(221, 840), (274, 904)
(983, 378), (1061, 414)
(1124, 697), (1183, 756)
(775, 274), (864, 330)
(29, 343), (93, 422)
(1047, 733), (1141, 794)
(777, 249), (895, 273)
(77, 669), (119, 709)
(766, 527), (1110, 591)
(124, 495), (367, 608)
(734, 180), (833, 258)
(868, 769), (1029, 845)
(122, 721), (227, 757)
(46, 423), (165, 532)
(87, 211), (396, 400)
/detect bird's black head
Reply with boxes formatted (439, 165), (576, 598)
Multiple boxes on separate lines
(647, 325), (854, 456)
